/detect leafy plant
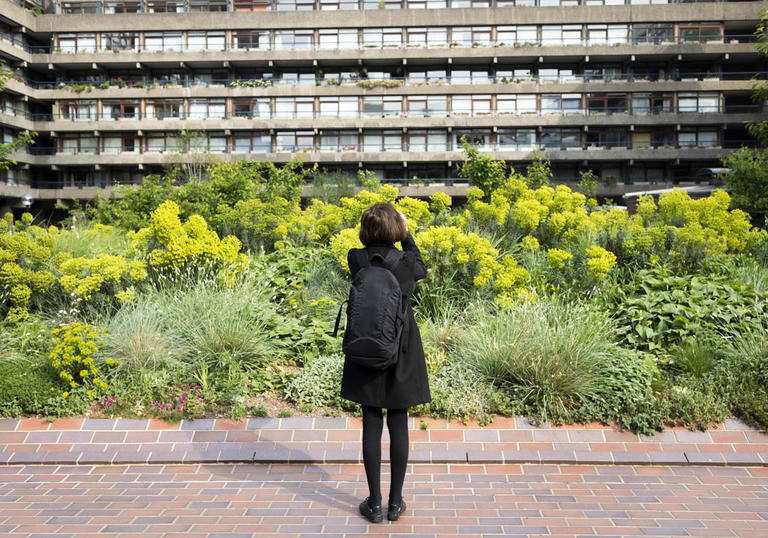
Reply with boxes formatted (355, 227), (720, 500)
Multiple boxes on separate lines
(283, 354), (359, 412)
(611, 267), (768, 353)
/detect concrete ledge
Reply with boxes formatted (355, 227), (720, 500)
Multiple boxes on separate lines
(1, 416), (766, 466)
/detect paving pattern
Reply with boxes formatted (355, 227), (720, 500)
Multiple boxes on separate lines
(1, 462), (767, 537)
(2, 417), (768, 466)
(2, 416), (768, 536)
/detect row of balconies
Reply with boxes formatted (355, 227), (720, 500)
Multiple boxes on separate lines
(13, 71), (760, 89)
(48, 27), (747, 55)
(1, 107), (760, 129)
(18, 125), (742, 154)
(46, 0), (747, 16)
(1, 22), (756, 55)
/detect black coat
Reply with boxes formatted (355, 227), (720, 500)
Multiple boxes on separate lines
(340, 233), (432, 409)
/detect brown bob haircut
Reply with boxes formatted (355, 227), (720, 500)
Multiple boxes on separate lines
(359, 202), (408, 246)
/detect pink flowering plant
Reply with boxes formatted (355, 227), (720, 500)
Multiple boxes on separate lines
(100, 384), (207, 422)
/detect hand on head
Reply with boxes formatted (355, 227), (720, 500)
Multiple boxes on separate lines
(397, 210), (408, 232)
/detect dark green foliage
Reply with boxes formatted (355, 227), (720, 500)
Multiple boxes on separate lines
(458, 137), (508, 202)
(0, 359), (88, 417)
(570, 349), (664, 435)
(611, 267), (768, 353)
(308, 168), (356, 204)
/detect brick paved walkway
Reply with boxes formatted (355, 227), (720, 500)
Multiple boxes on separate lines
(1, 417), (767, 466)
(1, 462), (767, 537)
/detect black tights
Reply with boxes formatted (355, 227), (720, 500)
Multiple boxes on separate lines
(362, 406), (408, 507)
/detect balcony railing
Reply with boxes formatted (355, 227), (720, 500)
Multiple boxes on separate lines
(9, 68), (766, 91)
(2, 103), (763, 122)
(49, 0), (750, 15)
(38, 34), (757, 55)
(20, 138), (759, 158)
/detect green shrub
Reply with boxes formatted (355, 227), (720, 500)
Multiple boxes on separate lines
(570, 348), (664, 434)
(413, 360), (517, 424)
(283, 354), (358, 412)
(611, 267), (768, 353)
(454, 298), (619, 421)
(667, 336), (718, 378)
(0, 358), (89, 417)
(709, 329), (768, 431)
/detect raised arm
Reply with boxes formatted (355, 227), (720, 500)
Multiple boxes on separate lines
(401, 233), (427, 281)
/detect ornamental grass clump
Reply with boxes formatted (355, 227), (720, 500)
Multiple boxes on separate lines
(454, 298), (619, 422)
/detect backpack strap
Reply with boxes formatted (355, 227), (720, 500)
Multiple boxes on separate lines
(380, 248), (405, 272)
(332, 299), (348, 338)
(355, 249), (371, 269)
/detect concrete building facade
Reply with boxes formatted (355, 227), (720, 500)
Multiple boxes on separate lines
(0, 0), (766, 208)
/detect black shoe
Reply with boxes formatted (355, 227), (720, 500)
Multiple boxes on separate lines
(359, 497), (383, 523)
(387, 499), (406, 521)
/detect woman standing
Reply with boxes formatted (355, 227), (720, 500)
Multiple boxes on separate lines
(340, 202), (431, 523)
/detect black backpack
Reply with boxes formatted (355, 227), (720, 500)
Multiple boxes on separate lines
(333, 249), (406, 370)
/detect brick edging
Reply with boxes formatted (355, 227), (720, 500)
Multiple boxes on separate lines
(1, 416), (767, 466)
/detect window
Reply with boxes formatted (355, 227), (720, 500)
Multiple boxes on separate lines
(146, 134), (179, 153)
(102, 33), (137, 51)
(275, 97), (315, 118)
(233, 132), (271, 152)
(541, 128), (581, 149)
(497, 26), (537, 46)
(146, 100), (183, 119)
(452, 95), (492, 116)
(497, 128), (536, 149)
(103, 135), (138, 154)
(61, 101), (97, 120)
(188, 32), (226, 51)
(632, 131), (652, 149)
(542, 25), (581, 47)
(60, 2), (100, 14)
(60, 136), (97, 154)
(363, 28), (403, 48)
(144, 32), (183, 52)
(586, 25), (628, 46)
(318, 97), (358, 117)
(632, 24), (674, 44)
(408, 69), (447, 84)
(234, 0), (271, 11)
(629, 163), (665, 185)
(189, 99), (226, 119)
(57, 34), (96, 53)
(458, 26), (491, 47)
(276, 131), (315, 151)
(233, 99), (271, 118)
(104, 1), (140, 13)
(587, 94), (627, 114)
(319, 130), (358, 151)
(454, 130), (492, 150)
(407, 26), (448, 47)
(146, 1), (185, 12)
(679, 24), (722, 43)
(363, 130), (403, 151)
(542, 94), (583, 115)
(539, 68), (577, 84)
(631, 93), (673, 114)
(103, 101), (140, 120)
(497, 94), (536, 114)
(586, 129), (627, 149)
(678, 130), (718, 148)
(233, 30), (271, 49)
(450, 69), (490, 84)
(189, 0), (228, 11)
(207, 133), (227, 153)
(583, 65), (623, 82)
(319, 29), (358, 50)
(275, 30), (315, 50)
(678, 92), (719, 113)
(363, 97), (403, 117)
